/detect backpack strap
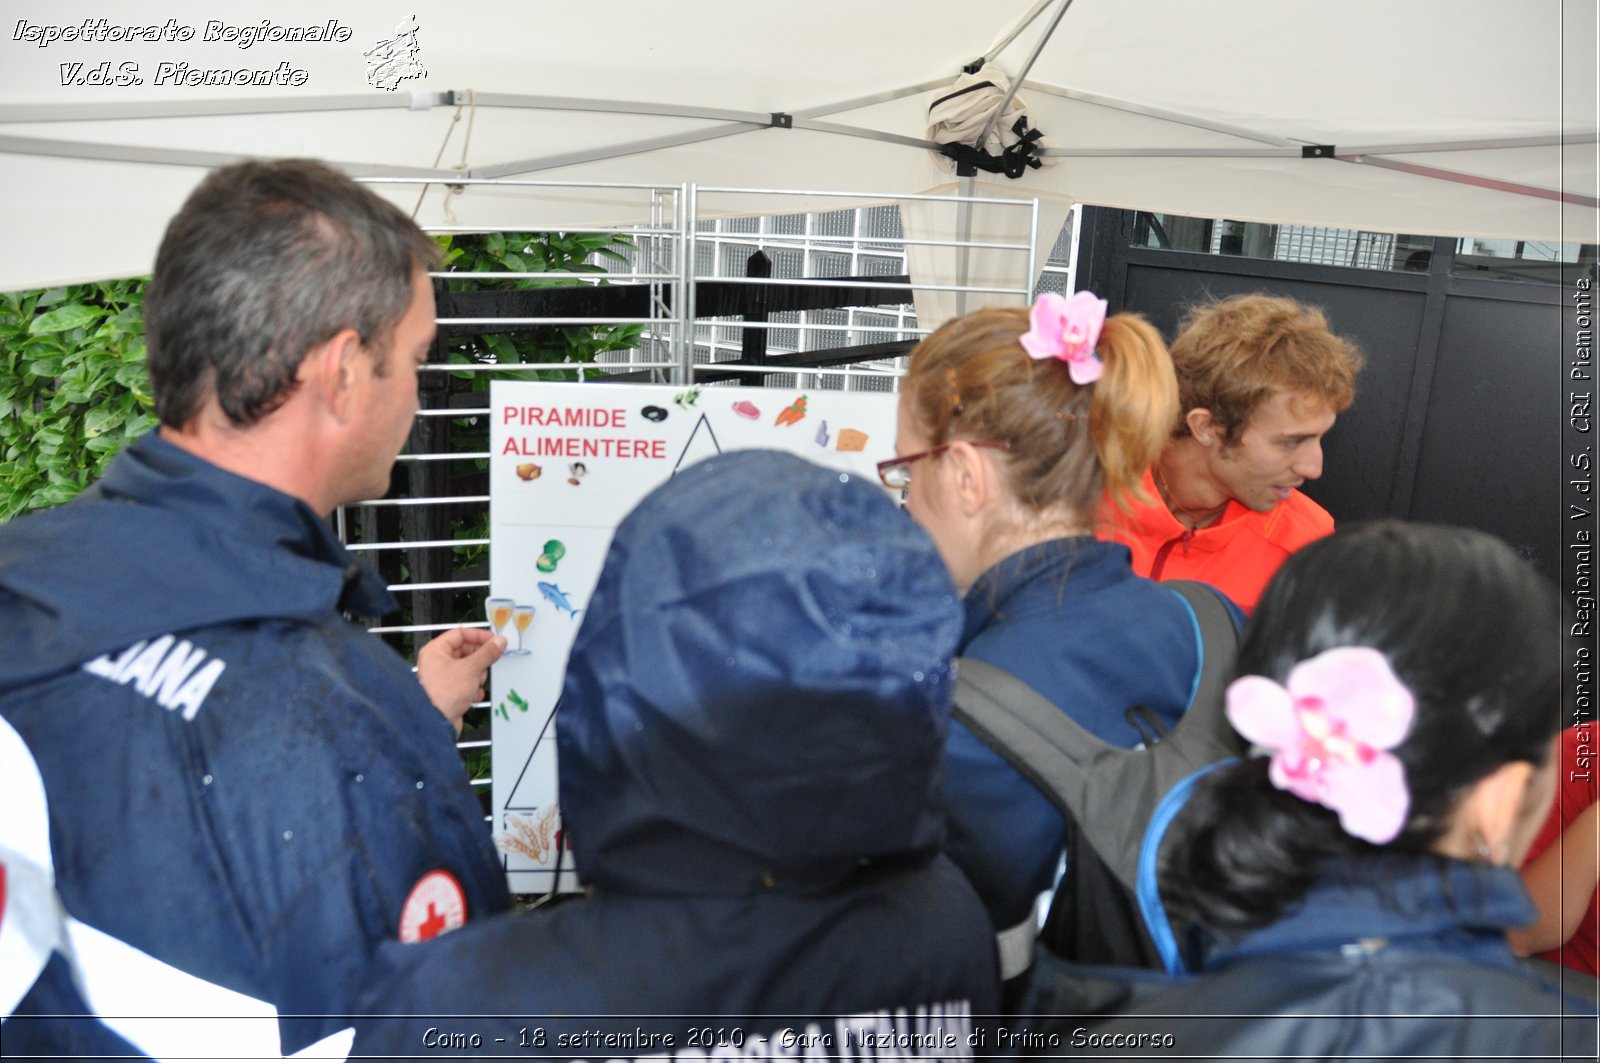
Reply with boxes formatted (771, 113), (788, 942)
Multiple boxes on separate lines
(952, 658), (1101, 825)
(1162, 579), (1239, 737)
(995, 915), (1039, 982)
(953, 660), (1111, 980)
(1135, 758), (1235, 975)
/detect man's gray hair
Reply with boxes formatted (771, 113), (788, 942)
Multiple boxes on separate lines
(144, 158), (439, 428)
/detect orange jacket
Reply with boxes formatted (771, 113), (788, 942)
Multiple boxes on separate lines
(1097, 469), (1334, 612)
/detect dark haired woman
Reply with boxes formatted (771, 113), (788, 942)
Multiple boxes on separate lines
(884, 292), (1232, 978)
(1085, 521), (1592, 1057)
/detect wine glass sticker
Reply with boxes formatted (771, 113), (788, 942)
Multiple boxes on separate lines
(485, 596), (513, 642)
(509, 603), (535, 656)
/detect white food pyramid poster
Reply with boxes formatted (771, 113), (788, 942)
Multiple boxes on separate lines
(488, 380), (900, 892)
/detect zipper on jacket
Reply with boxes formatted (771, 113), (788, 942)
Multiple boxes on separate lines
(1149, 531), (1193, 580)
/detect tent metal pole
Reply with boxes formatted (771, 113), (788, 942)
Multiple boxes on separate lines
(678, 184), (699, 387)
(1041, 140), (1599, 161)
(981, 0), (1060, 65)
(649, 187), (673, 384)
(1021, 85), (1598, 159)
(1019, 83), (1301, 147)
(1039, 146), (1305, 158)
(698, 185), (1027, 207)
(465, 92), (773, 127)
(0, 133), (452, 178)
(788, 119), (940, 151)
(0, 92), (451, 123)
(790, 80), (951, 120)
(1027, 198), (1041, 302)
(956, 174), (975, 317)
(1340, 155), (1599, 210)
(974, 0), (1074, 149)
(1337, 133), (1600, 155)
(472, 124), (761, 179)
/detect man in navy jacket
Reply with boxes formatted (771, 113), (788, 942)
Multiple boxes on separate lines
(0, 159), (510, 1057)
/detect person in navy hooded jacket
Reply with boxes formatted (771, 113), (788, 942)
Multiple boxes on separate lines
(1065, 523), (1595, 1059)
(0, 159), (510, 1057)
(353, 450), (1000, 1058)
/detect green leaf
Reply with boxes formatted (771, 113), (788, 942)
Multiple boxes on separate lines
(114, 362), (150, 388)
(82, 408), (123, 438)
(29, 483), (78, 509)
(29, 303), (106, 335)
(105, 306), (145, 335)
(485, 334), (518, 362)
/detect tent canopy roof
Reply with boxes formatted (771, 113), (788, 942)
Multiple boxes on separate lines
(1, 0), (1594, 290)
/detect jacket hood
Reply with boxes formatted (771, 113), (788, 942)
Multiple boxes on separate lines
(1215, 857), (1538, 972)
(557, 450), (963, 896)
(0, 432), (393, 688)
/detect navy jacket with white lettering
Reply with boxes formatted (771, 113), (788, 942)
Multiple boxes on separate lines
(351, 452), (1001, 1060)
(0, 433), (510, 1055)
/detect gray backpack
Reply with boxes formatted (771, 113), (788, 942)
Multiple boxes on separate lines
(951, 580), (1244, 977)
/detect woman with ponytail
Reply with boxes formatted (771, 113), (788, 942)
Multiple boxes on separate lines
(1084, 521), (1591, 1057)
(884, 292), (1233, 972)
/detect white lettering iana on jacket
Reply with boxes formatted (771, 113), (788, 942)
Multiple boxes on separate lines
(81, 635), (226, 721)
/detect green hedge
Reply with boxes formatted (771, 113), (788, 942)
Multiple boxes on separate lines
(0, 233), (638, 525)
(0, 279), (156, 522)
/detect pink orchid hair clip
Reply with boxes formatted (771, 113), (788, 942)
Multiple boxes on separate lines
(1225, 646), (1416, 845)
(1020, 290), (1107, 385)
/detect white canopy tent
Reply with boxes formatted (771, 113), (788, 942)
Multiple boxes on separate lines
(1, 0), (1595, 310)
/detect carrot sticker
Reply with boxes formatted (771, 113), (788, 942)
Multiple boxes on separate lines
(774, 395), (808, 427)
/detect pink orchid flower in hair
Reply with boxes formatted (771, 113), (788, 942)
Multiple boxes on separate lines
(1020, 291), (1106, 385)
(1225, 646), (1415, 845)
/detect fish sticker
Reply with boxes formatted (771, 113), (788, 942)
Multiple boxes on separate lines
(641, 405), (668, 423)
(674, 387), (702, 409)
(515, 462), (542, 481)
(538, 581), (582, 620)
(774, 395), (807, 427)
(731, 400), (760, 420)
(815, 419), (830, 447)
(566, 462), (587, 486)
(836, 428), (868, 452)
(536, 539), (567, 574)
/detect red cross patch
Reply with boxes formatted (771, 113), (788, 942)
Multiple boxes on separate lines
(398, 870), (467, 943)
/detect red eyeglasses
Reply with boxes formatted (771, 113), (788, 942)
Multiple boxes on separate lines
(876, 440), (1010, 490)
